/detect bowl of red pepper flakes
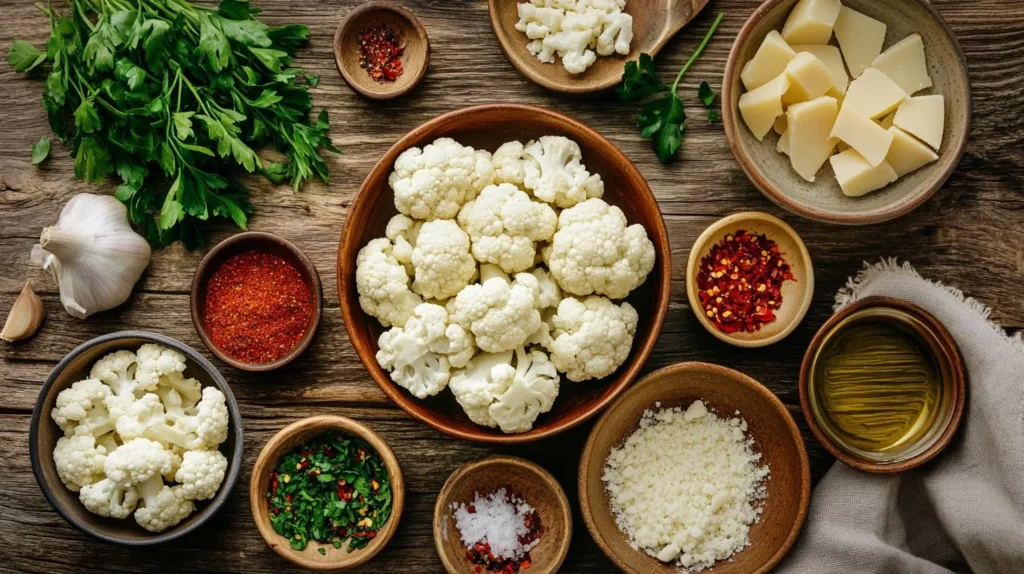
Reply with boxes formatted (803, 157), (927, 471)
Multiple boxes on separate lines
(686, 212), (814, 348)
(190, 231), (322, 372)
(334, 1), (430, 100)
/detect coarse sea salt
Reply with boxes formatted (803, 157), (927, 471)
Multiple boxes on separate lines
(452, 488), (539, 560)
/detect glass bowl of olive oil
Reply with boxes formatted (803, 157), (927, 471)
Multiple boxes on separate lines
(800, 297), (966, 473)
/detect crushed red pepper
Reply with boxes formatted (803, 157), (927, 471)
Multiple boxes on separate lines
(696, 230), (795, 334)
(202, 250), (313, 364)
(357, 22), (404, 82)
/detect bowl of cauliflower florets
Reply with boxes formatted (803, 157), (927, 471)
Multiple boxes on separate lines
(30, 331), (243, 545)
(338, 104), (671, 443)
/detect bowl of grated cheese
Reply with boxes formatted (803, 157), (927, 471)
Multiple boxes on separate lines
(578, 362), (810, 574)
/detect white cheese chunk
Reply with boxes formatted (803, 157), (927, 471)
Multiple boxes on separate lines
(774, 114), (788, 135)
(885, 126), (939, 177)
(830, 149), (898, 197)
(782, 52), (834, 104)
(781, 0), (842, 45)
(741, 31), (797, 91)
(739, 74), (791, 141)
(893, 95), (945, 150)
(787, 96), (839, 182)
(871, 34), (933, 95)
(834, 6), (887, 79)
(878, 112), (896, 129)
(792, 44), (849, 95)
(777, 128), (791, 155)
(843, 68), (907, 119)
(829, 105), (894, 167)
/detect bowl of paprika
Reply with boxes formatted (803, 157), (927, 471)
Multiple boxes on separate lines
(190, 231), (323, 372)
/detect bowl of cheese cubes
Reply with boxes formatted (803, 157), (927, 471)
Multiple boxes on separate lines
(722, 0), (971, 225)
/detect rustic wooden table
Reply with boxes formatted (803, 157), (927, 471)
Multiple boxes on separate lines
(1, 0), (1022, 572)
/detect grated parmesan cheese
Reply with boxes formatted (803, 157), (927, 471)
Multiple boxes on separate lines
(602, 401), (770, 571)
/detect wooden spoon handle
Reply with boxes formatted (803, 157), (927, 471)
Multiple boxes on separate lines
(653, 0), (713, 55)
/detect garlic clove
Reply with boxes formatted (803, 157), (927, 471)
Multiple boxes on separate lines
(1, 281), (45, 342)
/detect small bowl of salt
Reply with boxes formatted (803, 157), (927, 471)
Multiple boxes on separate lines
(433, 456), (572, 574)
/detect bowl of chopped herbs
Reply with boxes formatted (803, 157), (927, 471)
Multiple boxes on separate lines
(249, 415), (403, 571)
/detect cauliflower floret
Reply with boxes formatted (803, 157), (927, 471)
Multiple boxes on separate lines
(452, 265), (543, 353)
(492, 141), (528, 186)
(376, 303), (476, 399)
(174, 450), (228, 501)
(155, 373), (202, 415)
(545, 198), (655, 299)
(543, 29), (596, 74)
(516, 0), (633, 74)
(135, 344), (187, 392)
(411, 220), (477, 300)
(531, 266), (563, 309)
(450, 348), (560, 434)
(51, 378), (115, 437)
(134, 474), (195, 533)
(523, 136), (604, 208)
(79, 478), (140, 519)
(103, 438), (178, 486)
(548, 296), (638, 381)
(166, 387), (229, 451)
(516, 4), (565, 40)
(388, 138), (495, 220)
(91, 350), (142, 419)
(458, 183), (557, 274)
(597, 11), (632, 56)
(385, 214), (421, 274)
(53, 434), (109, 491)
(117, 390), (227, 452)
(356, 237), (424, 328)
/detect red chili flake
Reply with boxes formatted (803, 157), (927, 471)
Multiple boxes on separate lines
(202, 250), (313, 365)
(696, 230), (795, 334)
(358, 22), (404, 82)
(463, 509), (543, 574)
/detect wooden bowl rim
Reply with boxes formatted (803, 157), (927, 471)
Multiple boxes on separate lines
(685, 211), (815, 347)
(432, 455), (573, 574)
(29, 330), (244, 546)
(721, 0), (972, 225)
(336, 103), (672, 444)
(333, 1), (430, 100)
(190, 231), (323, 372)
(248, 415), (405, 571)
(798, 296), (967, 473)
(578, 361), (811, 574)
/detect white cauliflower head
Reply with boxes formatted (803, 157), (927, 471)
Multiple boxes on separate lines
(53, 434), (109, 492)
(104, 437), (178, 486)
(449, 348), (560, 434)
(451, 265), (543, 353)
(548, 296), (638, 381)
(411, 220), (477, 300)
(523, 136), (604, 208)
(51, 378), (115, 437)
(545, 198), (655, 299)
(134, 475), (195, 533)
(356, 237), (424, 328)
(376, 303), (476, 399)
(389, 138), (495, 220)
(174, 450), (228, 501)
(135, 344), (187, 391)
(79, 478), (140, 519)
(458, 183), (557, 274)
(492, 141), (528, 186)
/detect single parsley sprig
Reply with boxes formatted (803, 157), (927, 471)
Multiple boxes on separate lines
(617, 12), (725, 163)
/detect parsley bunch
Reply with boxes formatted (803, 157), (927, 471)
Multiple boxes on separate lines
(7, 0), (337, 247)
(616, 12), (724, 163)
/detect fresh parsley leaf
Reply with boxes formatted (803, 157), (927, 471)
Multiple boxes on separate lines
(31, 136), (51, 165)
(218, 0), (263, 20)
(616, 53), (668, 103)
(173, 111), (195, 141)
(7, 40), (46, 73)
(74, 137), (113, 183)
(198, 13), (231, 72)
(248, 46), (289, 72)
(708, 109), (721, 124)
(306, 74), (319, 87)
(217, 16), (272, 48)
(74, 99), (102, 133)
(698, 81), (715, 107)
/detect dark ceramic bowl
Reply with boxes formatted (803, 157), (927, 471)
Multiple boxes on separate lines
(30, 331), (244, 545)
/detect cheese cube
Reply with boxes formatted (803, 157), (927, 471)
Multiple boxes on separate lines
(778, 128), (791, 155)
(782, 52), (834, 104)
(834, 6), (887, 79)
(774, 114), (788, 135)
(829, 105), (894, 167)
(878, 112), (896, 129)
(830, 149), (898, 197)
(843, 68), (907, 119)
(893, 95), (945, 149)
(739, 74), (791, 141)
(886, 126), (939, 177)
(781, 0), (842, 45)
(787, 96), (839, 182)
(792, 45), (849, 95)
(871, 34), (933, 95)
(742, 31), (797, 90)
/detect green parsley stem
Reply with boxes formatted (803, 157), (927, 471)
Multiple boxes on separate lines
(670, 12), (725, 94)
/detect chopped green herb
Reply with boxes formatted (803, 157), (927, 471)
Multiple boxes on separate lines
(708, 109), (721, 124)
(318, 548), (326, 555)
(698, 81), (716, 107)
(31, 137), (51, 165)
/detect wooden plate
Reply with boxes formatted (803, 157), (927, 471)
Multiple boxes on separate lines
(334, 1), (429, 100)
(488, 0), (711, 94)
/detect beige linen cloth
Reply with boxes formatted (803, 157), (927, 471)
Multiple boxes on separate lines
(777, 260), (1024, 574)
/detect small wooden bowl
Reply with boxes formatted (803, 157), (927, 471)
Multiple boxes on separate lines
(579, 362), (810, 574)
(249, 415), (405, 571)
(433, 456), (572, 574)
(29, 331), (244, 545)
(686, 212), (814, 347)
(488, 0), (711, 94)
(799, 296), (966, 473)
(190, 231), (323, 372)
(722, 0), (971, 224)
(334, 1), (429, 100)
(337, 104), (671, 444)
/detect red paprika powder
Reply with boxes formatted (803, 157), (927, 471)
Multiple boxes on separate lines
(202, 250), (313, 364)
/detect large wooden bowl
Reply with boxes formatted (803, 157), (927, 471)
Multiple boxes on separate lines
(579, 362), (810, 574)
(338, 104), (671, 444)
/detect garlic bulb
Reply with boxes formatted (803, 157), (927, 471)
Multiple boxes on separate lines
(31, 194), (152, 319)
